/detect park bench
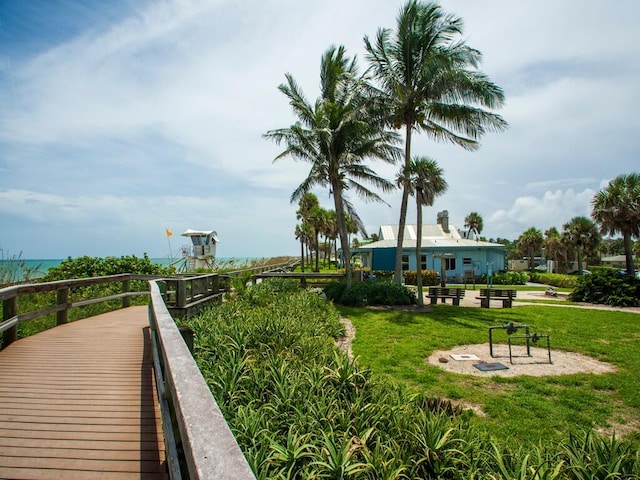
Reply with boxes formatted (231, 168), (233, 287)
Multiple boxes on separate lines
(477, 288), (517, 308)
(427, 287), (465, 306)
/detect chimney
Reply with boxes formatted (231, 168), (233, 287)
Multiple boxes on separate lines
(437, 210), (450, 233)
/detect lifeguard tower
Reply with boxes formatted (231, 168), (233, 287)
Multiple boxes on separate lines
(179, 229), (219, 271)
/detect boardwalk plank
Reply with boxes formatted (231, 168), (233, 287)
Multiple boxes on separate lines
(0, 306), (168, 480)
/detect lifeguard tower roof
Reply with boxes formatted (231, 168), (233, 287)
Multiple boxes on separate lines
(181, 229), (219, 242)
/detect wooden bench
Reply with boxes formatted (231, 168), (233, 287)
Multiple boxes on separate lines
(427, 287), (465, 306)
(477, 288), (517, 308)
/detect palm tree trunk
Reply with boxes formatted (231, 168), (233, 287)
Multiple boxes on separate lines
(394, 125), (412, 285)
(300, 238), (305, 273)
(416, 195), (424, 308)
(623, 231), (635, 275)
(333, 183), (353, 287)
(577, 246), (583, 274)
(314, 230), (320, 272)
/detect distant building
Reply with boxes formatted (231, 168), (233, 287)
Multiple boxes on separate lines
(351, 211), (506, 282)
(600, 255), (626, 269)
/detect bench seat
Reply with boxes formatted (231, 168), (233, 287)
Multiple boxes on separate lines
(427, 287), (465, 306)
(477, 288), (517, 308)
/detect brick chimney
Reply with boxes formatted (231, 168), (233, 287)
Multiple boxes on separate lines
(437, 210), (449, 233)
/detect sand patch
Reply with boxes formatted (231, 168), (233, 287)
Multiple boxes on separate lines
(427, 343), (617, 377)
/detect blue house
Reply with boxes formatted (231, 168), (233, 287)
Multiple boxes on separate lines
(352, 211), (506, 283)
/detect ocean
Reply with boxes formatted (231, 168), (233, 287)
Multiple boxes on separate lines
(0, 257), (264, 282)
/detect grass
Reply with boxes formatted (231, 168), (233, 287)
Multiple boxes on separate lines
(338, 304), (640, 446)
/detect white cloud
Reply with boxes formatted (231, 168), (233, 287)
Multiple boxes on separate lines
(488, 188), (597, 239)
(0, 0), (638, 258)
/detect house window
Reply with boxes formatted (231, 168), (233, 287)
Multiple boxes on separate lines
(445, 258), (456, 270)
(421, 255), (427, 270)
(463, 257), (472, 265)
(402, 255), (409, 271)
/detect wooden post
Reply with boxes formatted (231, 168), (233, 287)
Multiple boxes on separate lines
(212, 274), (219, 294)
(176, 280), (187, 308)
(121, 279), (131, 308)
(2, 297), (18, 347)
(57, 288), (69, 326)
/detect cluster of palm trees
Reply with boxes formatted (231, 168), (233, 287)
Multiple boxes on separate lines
(515, 174), (640, 276)
(265, 0), (507, 286)
(294, 192), (358, 272)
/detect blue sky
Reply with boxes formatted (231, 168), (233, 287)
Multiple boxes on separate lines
(1, 0), (638, 259)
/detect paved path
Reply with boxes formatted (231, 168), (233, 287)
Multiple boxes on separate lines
(0, 306), (168, 480)
(454, 288), (640, 313)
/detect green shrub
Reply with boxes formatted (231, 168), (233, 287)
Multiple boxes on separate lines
(491, 271), (529, 285)
(570, 269), (640, 307)
(529, 272), (579, 288)
(324, 279), (416, 307)
(371, 270), (394, 280)
(403, 269), (439, 286)
(41, 253), (173, 281)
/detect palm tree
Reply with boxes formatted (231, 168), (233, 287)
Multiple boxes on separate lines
(398, 157), (447, 306)
(592, 173), (640, 276)
(265, 45), (400, 285)
(296, 193), (321, 270)
(543, 226), (566, 273)
(464, 212), (483, 240)
(562, 216), (600, 274)
(364, 0), (508, 284)
(517, 227), (544, 271)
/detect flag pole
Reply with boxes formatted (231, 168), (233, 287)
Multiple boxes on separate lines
(166, 228), (173, 259)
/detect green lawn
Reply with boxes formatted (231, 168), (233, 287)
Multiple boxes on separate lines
(339, 304), (640, 446)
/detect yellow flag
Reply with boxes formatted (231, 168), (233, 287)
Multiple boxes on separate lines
(166, 228), (173, 237)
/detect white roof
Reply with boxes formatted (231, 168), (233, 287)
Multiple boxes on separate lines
(181, 229), (220, 242)
(359, 224), (504, 250)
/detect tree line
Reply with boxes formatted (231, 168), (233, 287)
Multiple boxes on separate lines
(264, 0), (639, 284)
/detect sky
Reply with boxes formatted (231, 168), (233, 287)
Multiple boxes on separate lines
(0, 0), (638, 259)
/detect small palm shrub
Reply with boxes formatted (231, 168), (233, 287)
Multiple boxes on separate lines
(323, 280), (416, 307)
(570, 269), (640, 307)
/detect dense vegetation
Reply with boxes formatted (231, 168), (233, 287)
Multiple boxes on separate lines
(324, 279), (416, 307)
(570, 269), (640, 307)
(186, 280), (640, 479)
(40, 253), (173, 281)
(1, 254), (174, 346)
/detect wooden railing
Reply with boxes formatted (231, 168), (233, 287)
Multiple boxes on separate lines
(226, 259), (299, 278)
(0, 273), (161, 348)
(149, 280), (256, 479)
(0, 273), (257, 479)
(251, 271), (346, 287)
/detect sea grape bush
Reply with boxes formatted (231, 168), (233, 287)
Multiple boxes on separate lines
(570, 269), (640, 307)
(186, 282), (640, 479)
(40, 253), (172, 281)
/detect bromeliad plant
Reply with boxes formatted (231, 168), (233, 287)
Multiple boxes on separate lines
(185, 279), (640, 479)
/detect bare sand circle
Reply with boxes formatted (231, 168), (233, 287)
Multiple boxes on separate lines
(427, 343), (617, 377)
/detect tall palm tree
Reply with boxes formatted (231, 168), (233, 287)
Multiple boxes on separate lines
(398, 157), (447, 306)
(265, 45), (401, 285)
(464, 212), (483, 240)
(562, 216), (601, 274)
(364, 0), (508, 284)
(517, 227), (544, 271)
(592, 173), (640, 276)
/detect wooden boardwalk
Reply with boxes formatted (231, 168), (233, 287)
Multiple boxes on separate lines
(0, 306), (168, 480)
